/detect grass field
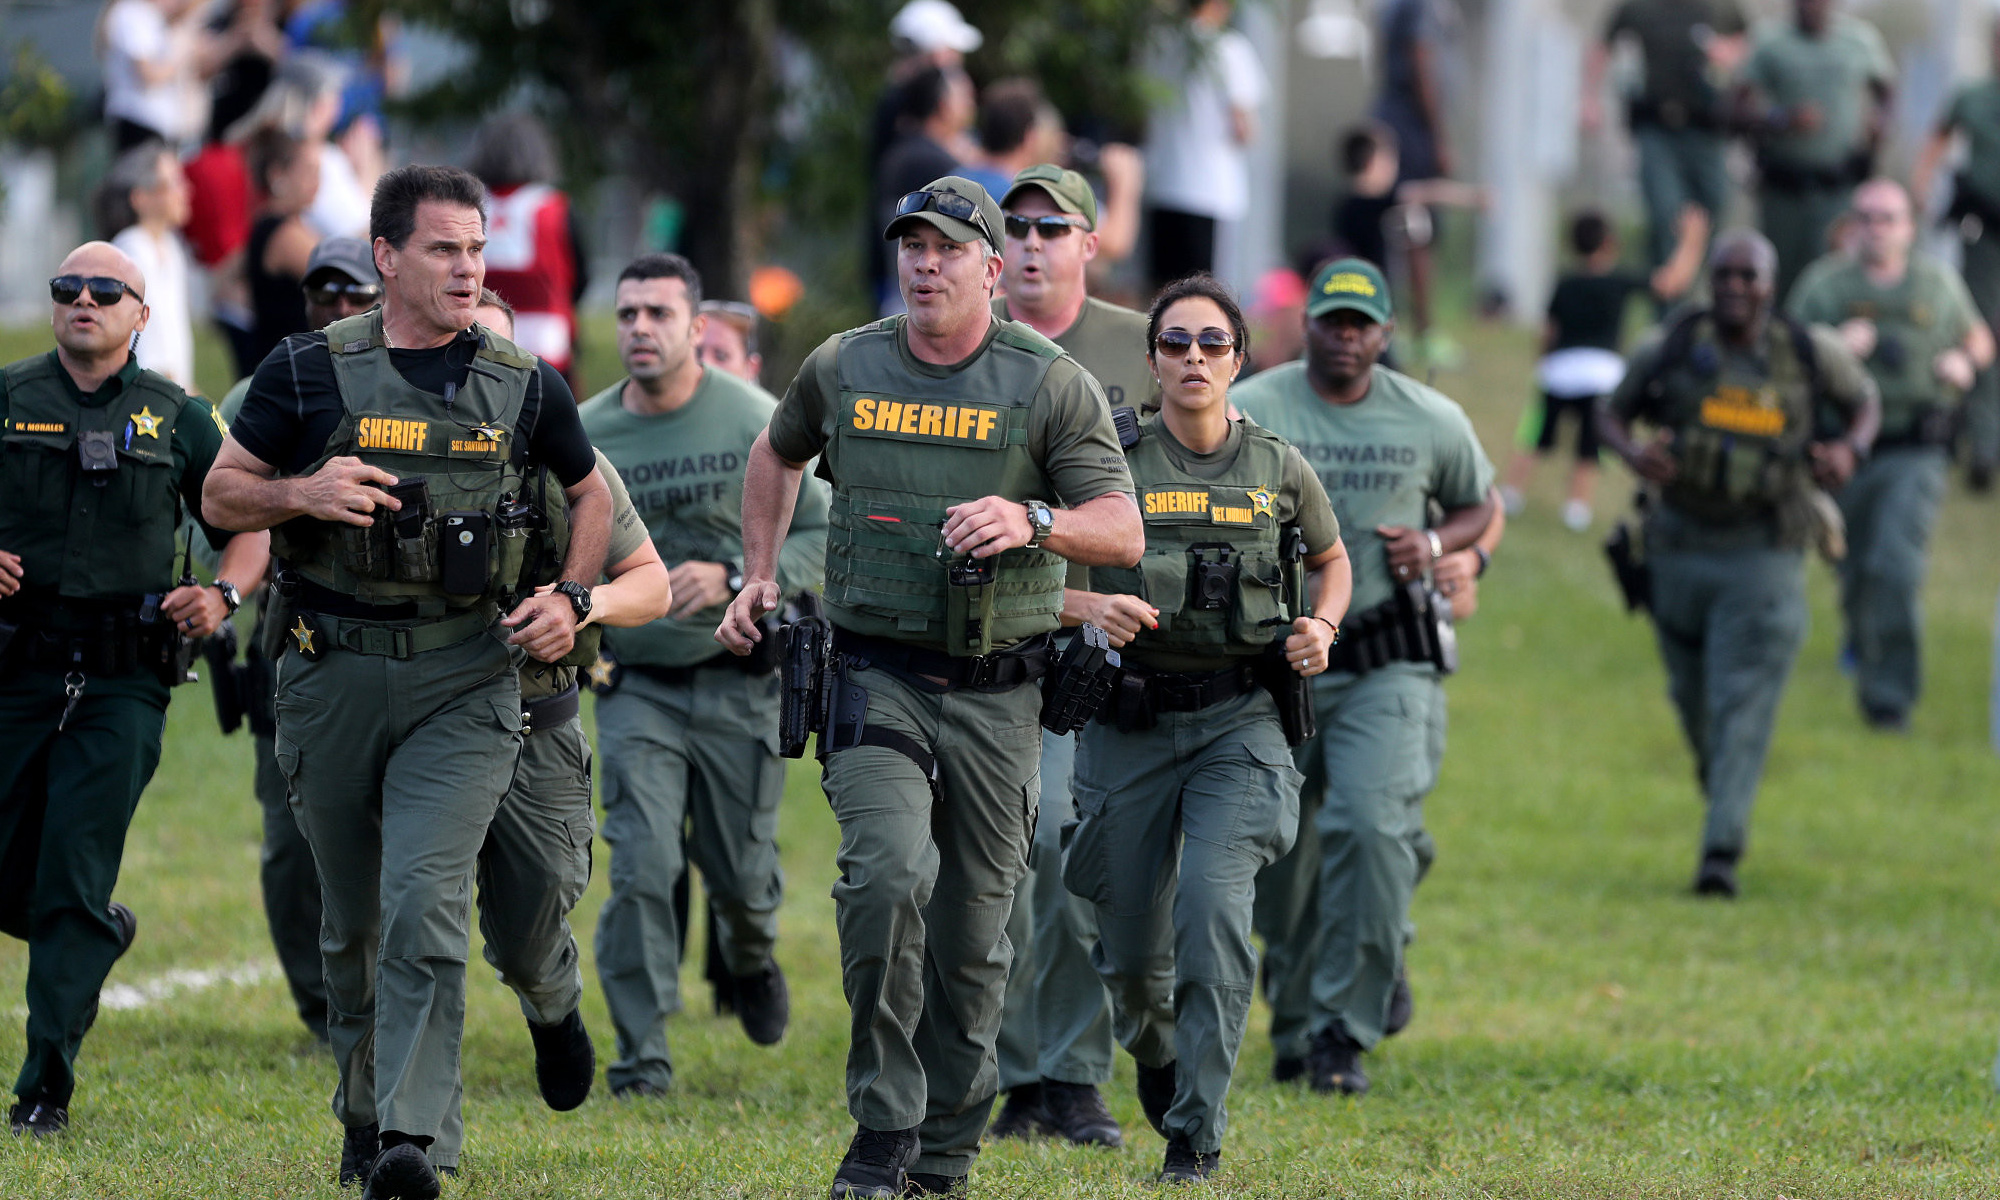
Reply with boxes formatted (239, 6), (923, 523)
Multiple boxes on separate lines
(3, 315), (1999, 1197)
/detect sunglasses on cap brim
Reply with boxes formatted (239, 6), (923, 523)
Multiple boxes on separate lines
(894, 190), (995, 245)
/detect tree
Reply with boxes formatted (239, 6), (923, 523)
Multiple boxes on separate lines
(377, 0), (1169, 302)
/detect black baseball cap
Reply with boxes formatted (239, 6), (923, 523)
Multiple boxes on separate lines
(302, 237), (379, 287)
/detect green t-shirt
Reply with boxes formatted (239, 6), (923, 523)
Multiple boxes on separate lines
(582, 365), (829, 668)
(1231, 361), (1493, 616)
(992, 295), (1156, 413)
(1604, 0), (1747, 119)
(1943, 79), (2000, 208)
(1787, 253), (1979, 433)
(1744, 15), (1894, 169)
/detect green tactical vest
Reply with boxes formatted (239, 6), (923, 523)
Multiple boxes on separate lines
(821, 317), (1070, 655)
(1092, 417), (1291, 660)
(269, 310), (535, 616)
(0, 355), (192, 599)
(1647, 313), (1816, 522)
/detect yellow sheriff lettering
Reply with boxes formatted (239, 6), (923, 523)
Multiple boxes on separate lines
(1322, 271), (1378, 297)
(849, 399), (1002, 443)
(1699, 384), (1786, 438)
(1144, 489), (1210, 516)
(356, 417), (431, 451)
(131, 406), (163, 439)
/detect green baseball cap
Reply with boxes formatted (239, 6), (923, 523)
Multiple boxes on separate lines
(883, 175), (1004, 251)
(1000, 163), (1098, 231)
(1306, 258), (1393, 323)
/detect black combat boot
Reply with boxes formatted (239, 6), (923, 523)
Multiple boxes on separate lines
(1041, 1080), (1122, 1147)
(733, 962), (791, 1045)
(1694, 851), (1739, 898)
(1159, 1134), (1220, 1183)
(528, 1008), (595, 1111)
(903, 1171), (967, 1195)
(1134, 1060), (1176, 1138)
(8, 1097), (67, 1139)
(338, 1122), (379, 1187)
(829, 1125), (920, 1199)
(1306, 1024), (1369, 1096)
(362, 1135), (439, 1200)
(984, 1082), (1045, 1140)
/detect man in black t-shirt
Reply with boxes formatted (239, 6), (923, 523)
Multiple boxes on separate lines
(1500, 207), (1707, 529)
(203, 165), (610, 1198)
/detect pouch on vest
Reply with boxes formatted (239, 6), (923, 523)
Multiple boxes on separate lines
(945, 555), (999, 657)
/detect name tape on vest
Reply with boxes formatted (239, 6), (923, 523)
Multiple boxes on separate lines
(10, 421), (67, 434)
(1143, 485), (1275, 527)
(1699, 385), (1786, 438)
(850, 398), (1005, 447)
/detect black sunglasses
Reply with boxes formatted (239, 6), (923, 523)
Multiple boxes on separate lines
(1004, 214), (1083, 241)
(305, 281), (383, 307)
(1153, 328), (1237, 358)
(894, 189), (995, 244)
(50, 275), (143, 307)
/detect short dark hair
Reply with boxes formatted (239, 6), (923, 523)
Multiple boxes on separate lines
(371, 164), (488, 250)
(900, 65), (951, 124)
(617, 253), (704, 306)
(1339, 125), (1390, 176)
(1146, 272), (1249, 361)
(476, 287), (515, 321)
(1570, 211), (1612, 258)
(243, 126), (303, 196)
(978, 79), (1042, 156)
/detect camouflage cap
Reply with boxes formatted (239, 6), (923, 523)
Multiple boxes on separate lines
(1306, 257), (1393, 323)
(1000, 163), (1098, 230)
(883, 176), (1004, 252)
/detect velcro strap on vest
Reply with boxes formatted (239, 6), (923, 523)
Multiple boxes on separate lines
(305, 603), (495, 659)
(522, 684), (580, 735)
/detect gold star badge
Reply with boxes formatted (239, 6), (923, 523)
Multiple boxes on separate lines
(291, 616), (317, 656)
(587, 655), (616, 689)
(1247, 488), (1275, 517)
(132, 406), (163, 439)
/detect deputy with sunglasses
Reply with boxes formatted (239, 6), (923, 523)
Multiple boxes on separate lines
(188, 237), (385, 1044)
(1231, 258), (1495, 1099)
(1600, 231), (1878, 896)
(985, 163), (1154, 1149)
(1, 242), (271, 1137)
(717, 175), (1142, 1199)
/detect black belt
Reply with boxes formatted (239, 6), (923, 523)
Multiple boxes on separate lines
(1131, 663), (1258, 713)
(834, 629), (1053, 692)
(628, 652), (766, 687)
(521, 684), (580, 735)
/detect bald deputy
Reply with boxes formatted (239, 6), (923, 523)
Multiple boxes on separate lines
(2, 242), (271, 1138)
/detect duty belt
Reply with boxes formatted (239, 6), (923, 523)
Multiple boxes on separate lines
(834, 628), (1053, 692)
(628, 651), (770, 687)
(1102, 661), (1258, 731)
(522, 684), (580, 735)
(294, 603), (495, 660)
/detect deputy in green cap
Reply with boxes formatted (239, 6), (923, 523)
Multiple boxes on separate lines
(984, 162), (1151, 1150)
(717, 175), (1143, 1199)
(1600, 230), (1878, 897)
(1735, 0), (1895, 300)
(1915, 19), (2000, 488)
(1788, 180), (1991, 730)
(1233, 256), (1495, 1100)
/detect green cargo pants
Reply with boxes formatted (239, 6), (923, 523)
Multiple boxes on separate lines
(0, 665), (167, 1107)
(593, 666), (785, 1092)
(1252, 667), (1443, 1056)
(822, 660), (1042, 1179)
(1646, 508), (1809, 860)
(273, 624), (523, 1143)
(251, 730), (327, 1037)
(1634, 124), (1730, 267)
(995, 729), (1114, 1091)
(1960, 233), (2000, 473)
(1760, 182), (1852, 304)
(1838, 447), (1948, 721)
(1065, 690), (1301, 1155)
(434, 710), (595, 1170)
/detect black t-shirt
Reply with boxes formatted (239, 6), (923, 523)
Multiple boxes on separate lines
(1332, 192), (1395, 269)
(1546, 271), (1651, 352)
(231, 328), (597, 485)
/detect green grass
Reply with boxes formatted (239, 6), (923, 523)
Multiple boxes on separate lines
(4, 318), (2000, 1196)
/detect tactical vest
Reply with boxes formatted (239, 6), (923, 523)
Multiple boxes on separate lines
(269, 311), (535, 616)
(1640, 311), (1817, 520)
(0, 355), (192, 599)
(820, 318), (1070, 655)
(1091, 418), (1291, 658)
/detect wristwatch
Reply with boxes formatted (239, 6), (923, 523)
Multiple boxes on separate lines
(1024, 500), (1055, 548)
(725, 562), (745, 593)
(1425, 530), (1444, 560)
(212, 579), (242, 615)
(554, 579), (593, 624)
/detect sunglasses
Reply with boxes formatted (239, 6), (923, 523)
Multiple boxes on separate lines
(50, 275), (143, 307)
(1153, 328), (1237, 358)
(1004, 215), (1084, 240)
(305, 281), (383, 308)
(894, 189), (995, 245)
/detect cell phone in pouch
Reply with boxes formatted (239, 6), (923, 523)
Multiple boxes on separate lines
(385, 476), (429, 537)
(440, 511), (492, 594)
